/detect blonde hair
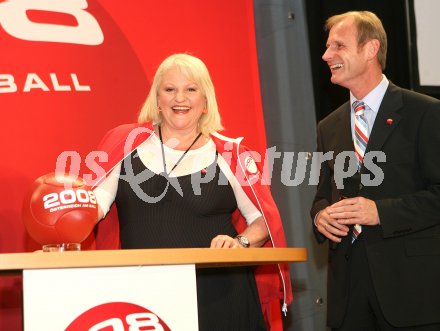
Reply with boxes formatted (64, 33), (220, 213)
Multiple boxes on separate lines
(138, 53), (223, 136)
(326, 11), (387, 70)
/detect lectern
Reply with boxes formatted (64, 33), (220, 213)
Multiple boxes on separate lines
(0, 248), (307, 331)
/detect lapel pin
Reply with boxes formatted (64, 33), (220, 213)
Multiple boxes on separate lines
(386, 118), (393, 125)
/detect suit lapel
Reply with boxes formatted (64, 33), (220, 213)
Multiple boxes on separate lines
(332, 102), (353, 154)
(365, 83), (402, 154)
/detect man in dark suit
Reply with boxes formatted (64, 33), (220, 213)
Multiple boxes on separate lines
(311, 11), (440, 330)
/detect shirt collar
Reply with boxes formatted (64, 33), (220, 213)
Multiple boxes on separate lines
(350, 75), (389, 114)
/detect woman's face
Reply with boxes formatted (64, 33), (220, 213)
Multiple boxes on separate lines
(157, 66), (207, 133)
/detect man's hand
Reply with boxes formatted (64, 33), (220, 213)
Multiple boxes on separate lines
(328, 197), (379, 226)
(315, 207), (350, 242)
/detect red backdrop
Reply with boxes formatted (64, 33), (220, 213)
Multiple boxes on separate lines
(0, 0), (267, 329)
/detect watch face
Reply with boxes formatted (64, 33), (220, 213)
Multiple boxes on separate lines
(237, 235), (250, 247)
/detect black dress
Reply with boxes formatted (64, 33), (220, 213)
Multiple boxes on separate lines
(115, 151), (267, 331)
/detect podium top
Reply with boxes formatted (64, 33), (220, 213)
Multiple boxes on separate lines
(0, 248), (307, 273)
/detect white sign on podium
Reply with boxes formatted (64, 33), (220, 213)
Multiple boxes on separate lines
(23, 264), (198, 331)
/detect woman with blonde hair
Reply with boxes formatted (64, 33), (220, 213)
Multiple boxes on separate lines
(92, 53), (292, 330)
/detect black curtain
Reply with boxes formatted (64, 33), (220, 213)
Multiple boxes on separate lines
(305, 1), (411, 122)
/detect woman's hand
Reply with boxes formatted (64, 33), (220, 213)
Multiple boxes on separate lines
(210, 235), (241, 248)
(209, 216), (269, 248)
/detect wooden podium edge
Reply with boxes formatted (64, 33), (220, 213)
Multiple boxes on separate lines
(0, 247), (307, 273)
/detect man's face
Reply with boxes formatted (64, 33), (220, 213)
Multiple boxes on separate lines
(322, 17), (370, 90)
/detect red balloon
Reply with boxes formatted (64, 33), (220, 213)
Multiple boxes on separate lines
(22, 173), (98, 245)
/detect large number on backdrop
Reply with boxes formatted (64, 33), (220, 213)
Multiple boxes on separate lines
(1, 0), (148, 249)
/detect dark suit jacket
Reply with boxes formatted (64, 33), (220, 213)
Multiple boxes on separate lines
(311, 82), (440, 328)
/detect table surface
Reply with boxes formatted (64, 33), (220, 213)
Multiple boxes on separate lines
(0, 247), (308, 274)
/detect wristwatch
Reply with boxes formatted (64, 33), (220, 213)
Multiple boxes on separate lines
(236, 235), (250, 248)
